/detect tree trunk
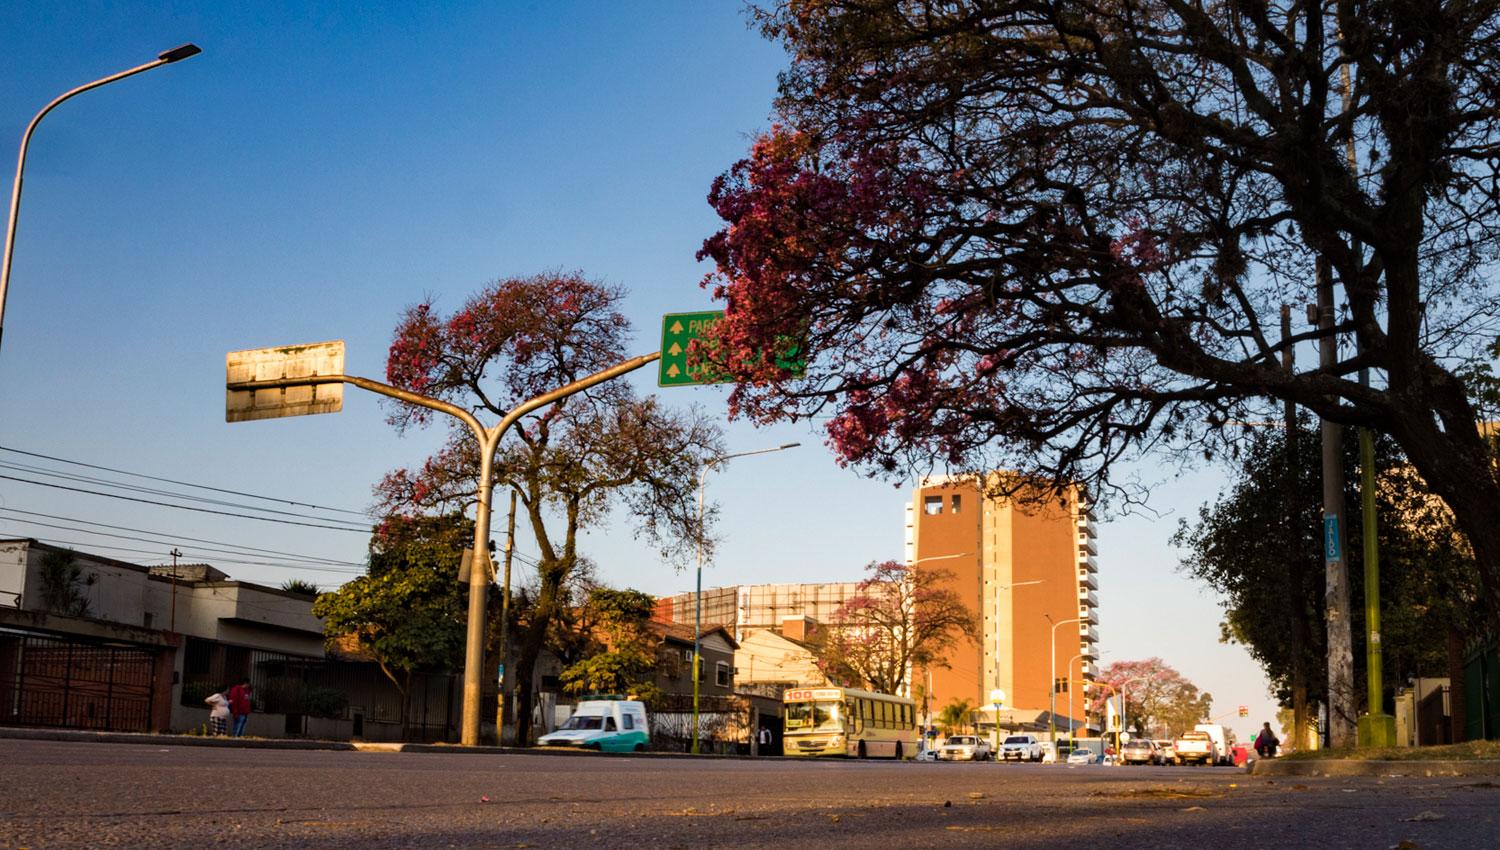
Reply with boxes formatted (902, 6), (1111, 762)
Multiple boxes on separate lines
(1447, 627), (1467, 744)
(512, 566), (566, 746)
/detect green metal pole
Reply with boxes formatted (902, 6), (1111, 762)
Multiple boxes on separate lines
(1356, 402), (1395, 745)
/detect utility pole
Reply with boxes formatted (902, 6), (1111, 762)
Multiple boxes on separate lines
(1282, 306), (1312, 750)
(1317, 258), (1356, 749)
(168, 547), (182, 632)
(495, 489), (517, 745)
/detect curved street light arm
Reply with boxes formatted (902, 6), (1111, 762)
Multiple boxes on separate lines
(0, 44), (201, 353)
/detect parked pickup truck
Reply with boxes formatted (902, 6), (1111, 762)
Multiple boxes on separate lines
(999, 734), (1044, 762)
(1173, 730), (1218, 766)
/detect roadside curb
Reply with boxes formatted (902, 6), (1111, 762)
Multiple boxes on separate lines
(0, 727), (782, 760)
(1249, 757), (1500, 778)
(0, 726), (355, 751)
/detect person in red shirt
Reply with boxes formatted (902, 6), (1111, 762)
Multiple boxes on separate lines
(227, 678), (253, 737)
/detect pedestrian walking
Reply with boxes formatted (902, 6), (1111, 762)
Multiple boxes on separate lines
(228, 677), (253, 737)
(1254, 722), (1280, 758)
(758, 726), (773, 755)
(204, 687), (231, 736)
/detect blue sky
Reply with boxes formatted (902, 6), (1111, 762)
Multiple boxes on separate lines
(0, 1), (1279, 739)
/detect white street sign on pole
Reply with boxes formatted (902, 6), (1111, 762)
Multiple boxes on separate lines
(226, 340), (344, 422)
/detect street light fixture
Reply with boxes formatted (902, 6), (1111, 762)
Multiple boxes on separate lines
(691, 441), (799, 754)
(1044, 613), (1082, 742)
(0, 43), (202, 354)
(991, 579), (1043, 740)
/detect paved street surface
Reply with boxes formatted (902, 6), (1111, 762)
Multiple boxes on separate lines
(2, 740), (1497, 849)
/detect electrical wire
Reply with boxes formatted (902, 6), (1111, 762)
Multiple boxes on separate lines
(0, 507), (364, 566)
(0, 474), (371, 533)
(0, 461), (370, 528)
(0, 445), (368, 516)
(0, 513), (366, 568)
(16, 535), (364, 575)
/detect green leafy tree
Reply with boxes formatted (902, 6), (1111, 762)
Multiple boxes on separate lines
(559, 587), (664, 705)
(1176, 422), (1482, 740)
(38, 549), (93, 617)
(312, 514), (472, 724)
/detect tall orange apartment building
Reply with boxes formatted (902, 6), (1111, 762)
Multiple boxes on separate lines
(906, 475), (1099, 734)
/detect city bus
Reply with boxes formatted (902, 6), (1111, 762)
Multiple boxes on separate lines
(782, 686), (919, 759)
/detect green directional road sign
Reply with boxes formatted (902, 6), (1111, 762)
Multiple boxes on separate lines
(659, 310), (727, 386)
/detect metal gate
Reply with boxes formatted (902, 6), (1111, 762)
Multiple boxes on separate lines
(0, 630), (157, 732)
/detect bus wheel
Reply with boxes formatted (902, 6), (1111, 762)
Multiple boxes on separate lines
(857, 741), (867, 759)
(895, 742), (903, 760)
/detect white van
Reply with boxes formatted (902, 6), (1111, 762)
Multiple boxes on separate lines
(537, 699), (649, 752)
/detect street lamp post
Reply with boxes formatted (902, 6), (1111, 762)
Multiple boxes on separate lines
(691, 442), (799, 754)
(992, 579), (1043, 738)
(1065, 651), (1089, 742)
(1, 43), (202, 354)
(1044, 614), (1082, 743)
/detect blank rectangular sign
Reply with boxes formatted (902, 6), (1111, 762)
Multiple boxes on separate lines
(226, 340), (345, 423)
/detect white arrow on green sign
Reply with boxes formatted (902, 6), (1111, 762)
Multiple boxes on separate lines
(659, 310), (727, 386)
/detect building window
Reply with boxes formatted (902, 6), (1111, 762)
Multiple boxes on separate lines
(715, 661), (731, 688)
(951, 495), (962, 513)
(923, 495), (943, 515)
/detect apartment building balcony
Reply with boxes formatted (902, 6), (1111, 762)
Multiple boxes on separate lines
(1076, 533), (1099, 556)
(1077, 553), (1099, 573)
(1079, 660), (1097, 679)
(1077, 589), (1099, 609)
(1077, 569), (1097, 590)
(1080, 624), (1099, 643)
(1077, 515), (1098, 538)
(1077, 606), (1099, 625)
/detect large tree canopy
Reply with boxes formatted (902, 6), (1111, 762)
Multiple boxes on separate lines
(700, 1), (1500, 621)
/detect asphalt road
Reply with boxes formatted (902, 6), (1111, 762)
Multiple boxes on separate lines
(2, 740), (1497, 849)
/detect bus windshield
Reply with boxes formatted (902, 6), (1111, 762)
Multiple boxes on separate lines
(785, 700), (843, 732)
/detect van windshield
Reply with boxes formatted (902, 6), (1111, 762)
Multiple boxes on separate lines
(560, 715), (604, 731)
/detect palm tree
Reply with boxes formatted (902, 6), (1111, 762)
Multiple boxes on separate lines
(279, 579), (320, 597)
(938, 697), (974, 735)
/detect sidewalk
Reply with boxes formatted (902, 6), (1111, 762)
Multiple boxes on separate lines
(1250, 756), (1500, 777)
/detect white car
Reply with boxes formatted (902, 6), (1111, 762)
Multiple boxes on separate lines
(999, 734), (1044, 762)
(938, 735), (992, 761)
(1066, 746), (1099, 765)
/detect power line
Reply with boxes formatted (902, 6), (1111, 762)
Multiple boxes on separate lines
(16, 535), (364, 575)
(0, 445), (369, 516)
(0, 513), (366, 568)
(0, 507), (364, 565)
(0, 460), (370, 528)
(0, 474), (371, 533)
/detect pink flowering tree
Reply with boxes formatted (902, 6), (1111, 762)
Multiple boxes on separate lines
(700, 3), (1500, 627)
(809, 560), (976, 695)
(1088, 658), (1212, 739)
(377, 272), (723, 744)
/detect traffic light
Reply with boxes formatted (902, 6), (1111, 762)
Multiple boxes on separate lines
(1238, 705), (1249, 718)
